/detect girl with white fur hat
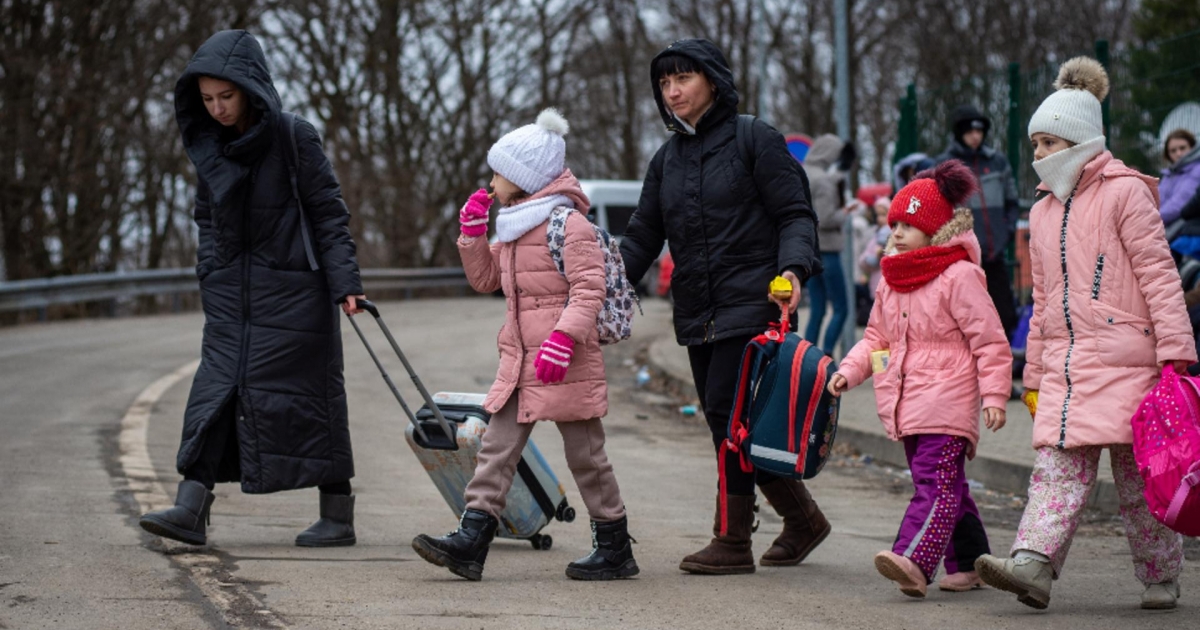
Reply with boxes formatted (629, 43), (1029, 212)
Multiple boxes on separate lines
(974, 57), (1195, 611)
(411, 109), (638, 582)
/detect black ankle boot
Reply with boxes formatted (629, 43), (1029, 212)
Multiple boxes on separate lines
(566, 517), (640, 581)
(295, 493), (357, 547)
(139, 480), (215, 546)
(411, 509), (499, 581)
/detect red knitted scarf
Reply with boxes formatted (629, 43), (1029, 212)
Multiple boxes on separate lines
(880, 245), (970, 293)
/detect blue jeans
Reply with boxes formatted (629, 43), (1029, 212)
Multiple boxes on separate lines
(804, 251), (848, 355)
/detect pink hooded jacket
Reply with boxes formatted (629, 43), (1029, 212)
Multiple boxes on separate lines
(458, 170), (608, 423)
(840, 210), (1013, 456)
(1024, 151), (1197, 449)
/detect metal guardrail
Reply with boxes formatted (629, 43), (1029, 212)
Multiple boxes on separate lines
(0, 267), (469, 312)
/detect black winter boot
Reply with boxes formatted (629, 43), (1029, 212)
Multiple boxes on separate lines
(566, 517), (640, 581)
(411, 509), (499, 581)
(295, 493), (357, 547)
(139, 481), (215, 546)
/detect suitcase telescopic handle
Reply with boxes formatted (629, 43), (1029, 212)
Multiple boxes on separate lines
(348, 300), (455, 443)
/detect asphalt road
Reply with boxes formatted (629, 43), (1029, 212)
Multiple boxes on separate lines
(0, 297), (1195, 629)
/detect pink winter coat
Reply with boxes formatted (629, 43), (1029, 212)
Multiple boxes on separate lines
(1024, 151), (1197, 449)
(458, 170), (608, 423)
(840, 210), (1013, 457)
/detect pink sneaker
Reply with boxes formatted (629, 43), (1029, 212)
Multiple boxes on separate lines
(937, 571), (984, 592)
(874, 551), (927, 598)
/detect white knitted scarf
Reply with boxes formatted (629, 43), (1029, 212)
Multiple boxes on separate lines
(1032, 137), (1106, 203)
(494, 194), (573, 243)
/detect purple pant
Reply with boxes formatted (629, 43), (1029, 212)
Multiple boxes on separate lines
(893, 434), (990, 581)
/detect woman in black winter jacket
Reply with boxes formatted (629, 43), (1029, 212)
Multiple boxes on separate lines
(139, 31), (365, 548)
(619, 39), (830, 575)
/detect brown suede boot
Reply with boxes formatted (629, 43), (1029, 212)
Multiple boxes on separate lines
(679, 495), (757, 575)
(757, 478), (831, 566)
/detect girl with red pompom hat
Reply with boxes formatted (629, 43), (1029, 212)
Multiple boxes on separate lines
(828, 160), (1013, 599)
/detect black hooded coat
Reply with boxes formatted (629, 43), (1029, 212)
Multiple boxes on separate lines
(174, 31), (362, 494)
(619, 39), (821, 346)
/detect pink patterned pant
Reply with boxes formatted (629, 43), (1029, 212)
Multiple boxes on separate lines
(1012, 445), (1183, 583)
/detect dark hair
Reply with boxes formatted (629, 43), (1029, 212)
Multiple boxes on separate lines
(1165, 128), (1197, 163)
(652, 54), (703, 85)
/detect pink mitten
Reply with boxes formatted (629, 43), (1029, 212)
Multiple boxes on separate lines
(534, 331), (575, 384)
(459, 188), (493, 238)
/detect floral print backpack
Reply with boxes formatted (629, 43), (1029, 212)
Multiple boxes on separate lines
(546, 206), (639, 345)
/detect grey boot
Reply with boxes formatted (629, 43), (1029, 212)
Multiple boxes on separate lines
(1142, 581), (1180, 610)
(975, 554), (1054, 609)
(139, 480), (215, 546)
(295, 494), (357, 547)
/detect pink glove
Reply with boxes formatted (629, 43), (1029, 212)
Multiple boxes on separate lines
(534, 331), (575, 384)
(459, 188), (492, 238)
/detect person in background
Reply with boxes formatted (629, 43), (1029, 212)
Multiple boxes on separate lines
(936, 105), (1020, 341)
(803, 134), (854, 356)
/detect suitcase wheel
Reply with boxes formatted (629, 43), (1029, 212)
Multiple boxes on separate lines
(555, 501), (576, 523)
(530, 534), (553, 551)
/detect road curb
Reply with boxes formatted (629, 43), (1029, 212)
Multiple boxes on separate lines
(646, 338), (1120, 514)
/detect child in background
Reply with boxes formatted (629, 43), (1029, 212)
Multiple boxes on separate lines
(830, 161), (1012, 598)
(973, 57), (1195, 611)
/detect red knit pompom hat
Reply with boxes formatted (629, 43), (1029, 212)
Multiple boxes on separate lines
(887, 160), (978, 236)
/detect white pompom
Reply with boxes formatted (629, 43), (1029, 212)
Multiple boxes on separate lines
(536, 108), (569, 137)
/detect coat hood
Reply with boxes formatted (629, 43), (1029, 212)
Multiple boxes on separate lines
(806, 134), (846, 170)
(892, 152), (934, 190)
(650, 39), (739, 135)
(175, 30), (283, 206)
(526, 168), (590, 213)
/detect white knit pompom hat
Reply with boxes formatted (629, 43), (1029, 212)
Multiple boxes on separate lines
(487, 108), (570, 194)
(1028, 57), (1110, 144)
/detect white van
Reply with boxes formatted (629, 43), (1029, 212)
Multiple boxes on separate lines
(578, 179), (643, 240)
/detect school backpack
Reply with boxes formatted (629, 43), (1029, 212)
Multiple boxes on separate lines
(546, 206), (639, 345)
(715, 318), (839, 532)
(1130, 365), (1200, 536)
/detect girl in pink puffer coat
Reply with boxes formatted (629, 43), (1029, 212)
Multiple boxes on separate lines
(411, 109), (638, 583)
(830, 161), (1013, 598)
(974, 58), (1196, 612)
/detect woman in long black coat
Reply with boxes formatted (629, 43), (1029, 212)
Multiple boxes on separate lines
(619, 39), (830, 575)
(139, 30), (365, 548)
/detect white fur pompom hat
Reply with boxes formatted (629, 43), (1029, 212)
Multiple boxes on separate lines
(487, 108), (570, 194)
(1028, 57), (1110, 144)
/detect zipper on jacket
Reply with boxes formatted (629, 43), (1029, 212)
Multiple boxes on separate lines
(1090, 254), (1105, 300)
(236, 167), (261, 386)
(1056, 187), (1080, 449)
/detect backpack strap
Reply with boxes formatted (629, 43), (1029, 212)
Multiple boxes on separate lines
(546, 206), (573, 276)
(1166, 465), (1200, 527)
(736, 114), (756, 173)
(281, 112), (320, 272)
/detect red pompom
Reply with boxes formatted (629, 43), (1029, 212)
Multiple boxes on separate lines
(911, 160), (978, 208)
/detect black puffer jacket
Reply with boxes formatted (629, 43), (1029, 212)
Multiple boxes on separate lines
(174, 31), (362, 494)
(620, 39), (820, 346)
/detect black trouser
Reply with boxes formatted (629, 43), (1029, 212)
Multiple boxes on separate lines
(184, 399), (351, 496)
(687, 333), (780, 496)
(980, 257), (1018, 341)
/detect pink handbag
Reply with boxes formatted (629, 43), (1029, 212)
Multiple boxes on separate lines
(1131, 366), (1200, 536)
